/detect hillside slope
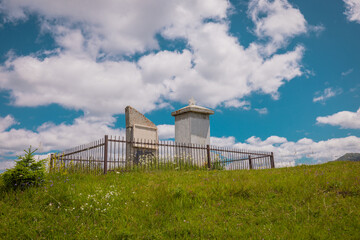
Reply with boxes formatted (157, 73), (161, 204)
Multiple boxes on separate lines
(1, 161), (360, 239)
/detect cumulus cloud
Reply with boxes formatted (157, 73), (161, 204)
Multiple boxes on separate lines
(211, 135), (360, 167)
(210, 136), (236, 147)
(163, 22), (305, 106)
(0, 0), (229, 55)
(344, 0), (360, 23)
(157, 124), (175, 139)
(0, 51), (169, 115)
(316, 108), (360, 129)
(0, 0), (309, 116)
(0, 115), (17, 132)
(248, 0), (307, 55)
(0, 116), (125, 158)
(313, 87), (342, 103)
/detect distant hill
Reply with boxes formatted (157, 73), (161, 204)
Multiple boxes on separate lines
(336, 153), (360, 162)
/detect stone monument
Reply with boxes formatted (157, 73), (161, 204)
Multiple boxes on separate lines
(125, 106), (158, 164)
(171, 98), (214, 145)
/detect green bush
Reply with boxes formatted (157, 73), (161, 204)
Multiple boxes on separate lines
(1, 147), (46, 190)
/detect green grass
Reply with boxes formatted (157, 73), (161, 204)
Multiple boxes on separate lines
(1, 161), (359, 239)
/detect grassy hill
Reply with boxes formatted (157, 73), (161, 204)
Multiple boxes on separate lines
(1, 161), (360, 239)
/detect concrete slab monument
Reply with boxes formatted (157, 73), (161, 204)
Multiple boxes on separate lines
(125, 106), (158, 164)
(171, 98), (214, 145)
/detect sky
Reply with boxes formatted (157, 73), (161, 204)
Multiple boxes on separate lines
(0, 0), (359, 171)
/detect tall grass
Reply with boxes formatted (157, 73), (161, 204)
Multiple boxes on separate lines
(0, 161), (359, 239)
(51, 153), (224, 174)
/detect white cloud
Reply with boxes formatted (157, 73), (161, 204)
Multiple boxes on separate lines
(342, 68), (354, 76)
(223, 100), (251, 109)
(163, 22), (305, 106)
(0, 116), (125, 158)
(246, 44), (304, 99)
(157, 124), (175, 139)
(0, 160), (16, 172)
(0, 51), (170, 116)
(316, 108), (360, 129)
(0, 0), (309, 115)
(344, 0), (360, 23)
(308, 24), (325, 36)
(211, 136), (236, 147)
(211, 135), (360, 167)
(0, 115), (17, 132)
(248, 0), (307, 55)
(255, 107), (268, 114)
(313, 87), (342, 103)
(0, 0), (229, 56)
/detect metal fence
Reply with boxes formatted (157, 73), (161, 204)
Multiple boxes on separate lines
(50, 135), (275, 174)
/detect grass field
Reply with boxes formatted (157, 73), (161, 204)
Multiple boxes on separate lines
(1, 161), (359, 239)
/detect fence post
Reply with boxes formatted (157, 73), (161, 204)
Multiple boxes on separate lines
(248, 155), (253, 170)
(270, 152), (275, 168)
(206, 145), (211, 169)
(50, 153), (54, 172)
(104, 135), (108, 174)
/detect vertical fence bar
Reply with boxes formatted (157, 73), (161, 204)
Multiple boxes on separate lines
(109, 136), (112, 171)
(270, 152), (275, 168)
(248, 155), (253, 170)
(206, 144), (211, 169)
(104, 135), (108, 174)
(117, 136), (120, 170)
(50, 154), (54, 172)
(121, 137), (125, 171)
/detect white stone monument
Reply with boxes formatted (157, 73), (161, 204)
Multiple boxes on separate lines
(125, 106), (158, 164)
(171, 98), (214, 145)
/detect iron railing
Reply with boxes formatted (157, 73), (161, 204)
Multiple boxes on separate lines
(50, 135), (275, 174)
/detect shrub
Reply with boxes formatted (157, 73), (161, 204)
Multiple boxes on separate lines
(1, 147), (46, 190)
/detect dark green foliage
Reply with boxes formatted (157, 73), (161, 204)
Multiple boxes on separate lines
(1, 147), (46, 190)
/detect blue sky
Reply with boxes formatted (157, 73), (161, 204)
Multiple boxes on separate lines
(0, 0), (359, 170)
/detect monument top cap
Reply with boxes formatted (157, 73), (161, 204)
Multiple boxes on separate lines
(171, 98), (214, 116)
(188, 97), (196, 106)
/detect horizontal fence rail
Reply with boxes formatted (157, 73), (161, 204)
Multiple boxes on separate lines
(50, 135), (275, 174)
